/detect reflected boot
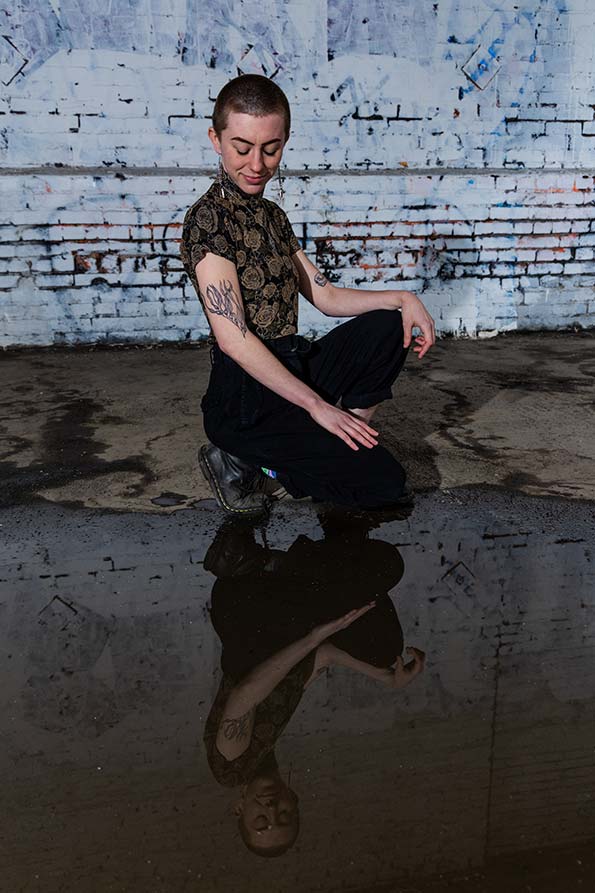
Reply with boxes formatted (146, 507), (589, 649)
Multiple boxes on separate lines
(198, 443), (270, 517)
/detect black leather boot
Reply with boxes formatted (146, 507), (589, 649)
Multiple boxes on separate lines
(198, 444), (270, 517)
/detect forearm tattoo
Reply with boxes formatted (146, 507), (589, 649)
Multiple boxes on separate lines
(221, 708), (252, 742)
(314, 271), (328, 287)
(204, 279), (247, 337)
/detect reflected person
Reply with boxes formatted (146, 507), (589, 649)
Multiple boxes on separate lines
(202, 516), (425, 857)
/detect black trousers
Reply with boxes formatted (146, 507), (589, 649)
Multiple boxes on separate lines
(202, 309), (409, 508)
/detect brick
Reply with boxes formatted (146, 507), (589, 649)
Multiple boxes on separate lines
(33, 274), (75, 287)
(475, 222), (512, 235)
(562, 262), (595, 274)
(526, 263), (564, 275)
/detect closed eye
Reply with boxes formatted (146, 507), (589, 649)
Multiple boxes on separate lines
(236, 149), (279, 157)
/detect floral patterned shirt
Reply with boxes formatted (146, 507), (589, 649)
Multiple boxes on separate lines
(179, 168), (302, 340)
(203, 653), (315, 787)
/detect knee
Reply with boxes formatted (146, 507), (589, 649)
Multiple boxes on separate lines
(360, 308), (404, 345)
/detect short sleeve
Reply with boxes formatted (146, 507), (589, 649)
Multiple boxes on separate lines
(180, 199), (237, 276)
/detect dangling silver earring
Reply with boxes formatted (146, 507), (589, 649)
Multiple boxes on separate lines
(277, 164), (285, 205)
(217, 157), (225, 198)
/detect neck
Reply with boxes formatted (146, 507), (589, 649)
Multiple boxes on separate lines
(219, 165), (265, 204)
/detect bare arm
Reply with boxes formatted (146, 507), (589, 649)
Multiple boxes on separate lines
(320, 643), (426, 689)
(215, 630), (319, 761)
(291, 249), (436, 359)
(215, 603), (375, 760)
(195, 253), (379, 451)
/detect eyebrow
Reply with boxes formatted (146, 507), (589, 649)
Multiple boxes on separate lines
(230, 137), (282, 147)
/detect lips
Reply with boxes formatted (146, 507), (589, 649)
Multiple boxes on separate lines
(244, 175), (265, 185)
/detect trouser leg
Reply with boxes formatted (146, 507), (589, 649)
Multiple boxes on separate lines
(302, 308), (409, 410)
(203, 310), (410, 509)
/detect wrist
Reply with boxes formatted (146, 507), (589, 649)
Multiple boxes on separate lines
(303, 392), (324, 415)
(389, 290), (414, 310)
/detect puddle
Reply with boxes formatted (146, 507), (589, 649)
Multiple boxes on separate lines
(150, 492), (190, 507)
(1, 490), (594, 891)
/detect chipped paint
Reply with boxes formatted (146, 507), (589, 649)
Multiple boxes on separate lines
(1, 1), (594, 345)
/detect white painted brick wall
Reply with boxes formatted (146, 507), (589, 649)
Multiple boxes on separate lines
(1, 0), (595, 346)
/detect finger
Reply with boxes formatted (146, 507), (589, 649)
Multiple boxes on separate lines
(345, 426), (378, 449)
(421, 320), (436, 353)
(346, 419), (379, 446)
(402, 324), (413, 349)
(416, 338), (431, 359)
(407, 646), (425, 659)
(336, 429), (359, 451)
(344, 603), (375, 624)
(353, 431), (378, 449)
(342, 412), (379, 437)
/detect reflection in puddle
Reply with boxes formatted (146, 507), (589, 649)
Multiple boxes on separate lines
(204, 516), (424, 857)
(1, 493), (594, 891)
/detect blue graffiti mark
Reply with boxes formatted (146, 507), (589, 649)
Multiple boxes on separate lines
(467, 179), (474, 184)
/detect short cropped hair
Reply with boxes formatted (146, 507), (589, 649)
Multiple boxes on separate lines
(212, 74), (291, 140)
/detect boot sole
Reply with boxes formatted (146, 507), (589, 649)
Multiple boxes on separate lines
(198, 445), (269, 517)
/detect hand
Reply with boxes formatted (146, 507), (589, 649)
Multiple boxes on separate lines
(381, 646), (426, 689)
(310, 601), (376, 646)
(399, 292), (436, 359)
(309, 399), (379, 451)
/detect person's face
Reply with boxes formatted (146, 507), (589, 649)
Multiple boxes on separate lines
(236, 774), (299, 850)
(208, 111), (287, 195)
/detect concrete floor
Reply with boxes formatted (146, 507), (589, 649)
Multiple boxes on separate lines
(1, 330), (595, 511)
(1, 332), (595, 892)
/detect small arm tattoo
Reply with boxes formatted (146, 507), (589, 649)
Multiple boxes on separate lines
(221, 709), (252, 742)
(314, 271), (328, 287)
(203, 279), (247, 337)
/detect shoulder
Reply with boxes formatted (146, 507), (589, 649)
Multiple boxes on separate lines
(180, 185), (239, 268)
(262, 195), (289, 222)
(182, 183), (230, 229)
(261, 197), (301, 252)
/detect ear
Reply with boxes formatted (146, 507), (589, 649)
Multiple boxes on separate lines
(233, 800), (243, 817)
(208, 126), (221, 155)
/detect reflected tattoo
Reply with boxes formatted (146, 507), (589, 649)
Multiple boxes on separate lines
(314, 271), (328, 287)
(221, 708), (252, 741)
(204, 279), (247, 337)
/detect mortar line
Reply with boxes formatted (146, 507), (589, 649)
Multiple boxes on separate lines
(1, 166), (595, 178)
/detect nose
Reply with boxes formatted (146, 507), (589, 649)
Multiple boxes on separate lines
(249, 149), (266, 174)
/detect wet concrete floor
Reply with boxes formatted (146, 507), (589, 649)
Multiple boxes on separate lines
(1, 334), (594, 891)
(1, 332), (595, 512)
